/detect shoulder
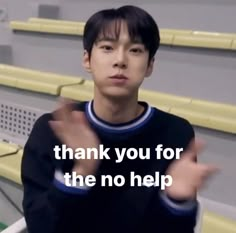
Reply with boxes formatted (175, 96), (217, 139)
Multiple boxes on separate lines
(33, 112), (53, 130)
(166, 111), (194, 135)
(152, 107), (195, 149)
(25, 113), (55, 150)
(152, 107), (193, 132)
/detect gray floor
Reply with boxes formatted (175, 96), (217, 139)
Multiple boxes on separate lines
(195, 127), (236, 208)
(0, 179), (23, 226)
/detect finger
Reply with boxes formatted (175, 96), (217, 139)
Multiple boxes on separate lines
(192, 138), (206, 154)
(60, 98), (74, 122)
(196, 165), (220, 190)
(59, 97), (75, 109)
(198, 164), (220, 178)
(71, 111), (91, 129)
(53, 98), (74, 123)
(184, 138), (206, 161)
(201, 164), (220, 176)
(49, 120), (66, 140)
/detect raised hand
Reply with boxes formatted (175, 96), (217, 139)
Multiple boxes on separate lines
(49, 99), (101, 176)
(164, 139), (219, 200)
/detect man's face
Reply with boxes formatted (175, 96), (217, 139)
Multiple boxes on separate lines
(83, 21), (154, 99)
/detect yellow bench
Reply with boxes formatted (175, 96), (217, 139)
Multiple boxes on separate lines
(0, 147), (22, 185)
(0, 64), (83, 95)
(0, 141), (20, 157)
(161, 29), (236, 50)
(232, 40), (236, 50)
(9, 19), (236, 50)
(60, 80), (94, 101)
(139, 89), (236, 133)
(28, 17), (85, 27)
(170, 100), (236, 133)
(173, 34), (232, 50)
(139, 88), (191, 109)
(202, 211), (236, 233)
(10, 21), (84, 36)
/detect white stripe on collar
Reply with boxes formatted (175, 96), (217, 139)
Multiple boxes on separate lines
(85, 100), (154, 132)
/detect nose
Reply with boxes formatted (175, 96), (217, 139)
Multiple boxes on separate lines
(113, 48), (127, 69)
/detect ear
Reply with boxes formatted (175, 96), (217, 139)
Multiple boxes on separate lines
(145, 57), (155, 77)
(82, 50), (92, 73)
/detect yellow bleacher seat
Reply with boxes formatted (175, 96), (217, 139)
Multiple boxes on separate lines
(202, 211), (236, 233)
(190, 99), (236, 116)
(232, 40), (236, 50)
(139, 89), (191, 108)
(192, 31), (236, 39)
(0, 142), (19, 157)
(16, 78), (70, 95)
(0, 74), (17, 87)
(28, 18), (85, 27)
(39, 24), (84, 35)
(0, 64), (83, 95)
(60, 80), (94, 101)
(10, 21), (84, 36)
(160, 29), (191, 45)
(160, 33), (174, 45)
(207, 115), (236, 134)
(170, 103), (236, 134)
(9, 21), (41, 32)
(0, 148), (22, 185)
(173, 34), (232, 49)
(160, 29), (192, 35)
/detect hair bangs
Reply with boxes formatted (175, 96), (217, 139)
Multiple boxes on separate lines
(95, 18), (142, 45)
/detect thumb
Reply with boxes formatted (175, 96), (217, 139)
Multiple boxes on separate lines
(183, 138), (206, 161)
(200, 164), (221, 177)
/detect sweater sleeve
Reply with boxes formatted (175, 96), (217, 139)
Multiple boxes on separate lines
(145, 117), (199, 233)
(21, 114), (91, 233)
(149, 193), (198, 233)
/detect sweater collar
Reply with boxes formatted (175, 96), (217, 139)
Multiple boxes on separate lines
(85, 100), (154, 133)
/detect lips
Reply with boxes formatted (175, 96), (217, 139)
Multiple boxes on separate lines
(110, 74), (128, 80)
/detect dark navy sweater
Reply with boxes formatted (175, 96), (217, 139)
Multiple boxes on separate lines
(21, 101), (198, 233)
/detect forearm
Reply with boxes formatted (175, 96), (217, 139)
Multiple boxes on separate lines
(23, 172), (90, 233)
(145, 190), (198, 233)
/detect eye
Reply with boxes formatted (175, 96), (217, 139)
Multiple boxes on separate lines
(130, 48), (143, 54)
(100, 45), (113, 52)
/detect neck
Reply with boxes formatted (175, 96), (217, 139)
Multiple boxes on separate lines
(93, 90), (144, 124)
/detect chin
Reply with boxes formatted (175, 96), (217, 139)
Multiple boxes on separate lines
(95, 85), (139, 100)
(103, 89), (134, 100)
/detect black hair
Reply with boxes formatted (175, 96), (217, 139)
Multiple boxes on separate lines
(83, 5), (160, 62)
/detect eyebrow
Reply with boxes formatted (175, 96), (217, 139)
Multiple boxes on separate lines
(96, 37), (144, 45)
(96, 37), (118, 43)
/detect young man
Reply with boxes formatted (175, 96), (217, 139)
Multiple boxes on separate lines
(21, 5), (217, 233)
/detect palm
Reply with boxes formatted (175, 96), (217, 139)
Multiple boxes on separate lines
(49, 100), (100, 175)
(165, 140), (219, 200)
